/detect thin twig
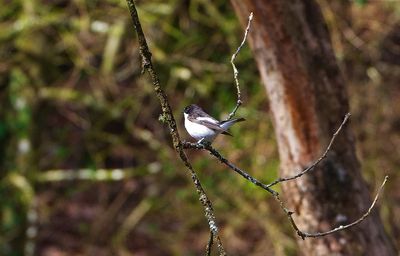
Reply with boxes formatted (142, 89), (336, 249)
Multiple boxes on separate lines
(205, 231), (214, 256)
(125, 1), (226, 255)
(301, 175), (388, 238)
(266, 113), (351, 188)
(226, 12), (253, 120)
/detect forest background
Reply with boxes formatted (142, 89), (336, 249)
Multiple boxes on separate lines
(0, 0), (399, 255)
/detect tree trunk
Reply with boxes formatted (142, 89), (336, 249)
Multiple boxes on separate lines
(230, 0), (397, 255)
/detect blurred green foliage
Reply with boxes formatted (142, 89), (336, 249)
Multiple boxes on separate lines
(0, 0), (399, 255)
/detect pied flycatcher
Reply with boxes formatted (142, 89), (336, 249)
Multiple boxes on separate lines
(183, 104), (245, 143)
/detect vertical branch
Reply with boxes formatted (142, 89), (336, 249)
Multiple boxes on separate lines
(205, 231), (213, 256)
(125, 1), (226, 255)
(226, 12), (253, 120)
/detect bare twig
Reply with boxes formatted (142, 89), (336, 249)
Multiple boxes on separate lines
(266, 113), (351, 188)
(183, 114), (388, 239)
(205, 231), (214, 256)
(269, 176), (387, 240)
(226, 12), (253, 120)
(125, 1), (226, 255)
(301, 175), (388, 238)
(269, 175), (388, 239)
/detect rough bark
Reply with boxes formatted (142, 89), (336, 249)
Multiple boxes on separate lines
(230, 0), (397, 255)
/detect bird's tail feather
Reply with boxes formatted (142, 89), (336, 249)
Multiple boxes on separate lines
(219, 117), (245, 130)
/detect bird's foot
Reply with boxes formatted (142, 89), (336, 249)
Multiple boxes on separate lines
(196, 139), (211, 147)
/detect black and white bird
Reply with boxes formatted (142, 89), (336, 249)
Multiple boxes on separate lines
(183, 104), (245, 143)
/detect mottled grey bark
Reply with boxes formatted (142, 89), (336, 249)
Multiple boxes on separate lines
(231, 0), (397, 255)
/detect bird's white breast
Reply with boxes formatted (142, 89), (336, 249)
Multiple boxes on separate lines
(184, 113), (217, 141)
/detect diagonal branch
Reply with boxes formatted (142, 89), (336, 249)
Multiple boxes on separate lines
(125, 1), (226, 255)
(183, 141), (278, 196)
(183, 113), (388, 239)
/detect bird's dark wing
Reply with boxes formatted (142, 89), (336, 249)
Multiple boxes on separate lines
(187, 115), (225, 132)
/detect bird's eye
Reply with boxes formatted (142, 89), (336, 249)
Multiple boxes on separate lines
(183, 105), (190, 113)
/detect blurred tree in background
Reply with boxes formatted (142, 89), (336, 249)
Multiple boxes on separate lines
(0, 0), (399, 255)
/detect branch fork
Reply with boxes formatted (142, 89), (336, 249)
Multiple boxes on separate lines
(184, 114), (388, 240)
